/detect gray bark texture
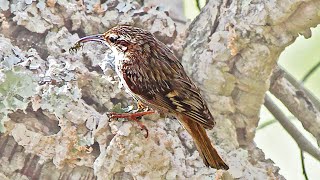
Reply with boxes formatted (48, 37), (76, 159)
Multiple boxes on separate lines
(0, 0), (319, 179)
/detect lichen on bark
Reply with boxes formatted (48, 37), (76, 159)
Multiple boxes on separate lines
(1, 0), (319, 179)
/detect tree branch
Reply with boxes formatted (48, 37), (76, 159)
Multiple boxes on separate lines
(264, 94), (320, 161)
(277, 67), (320, 111)
(270, 67), (320, 146)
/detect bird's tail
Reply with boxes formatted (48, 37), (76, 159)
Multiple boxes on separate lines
(178, 115), (229, 170)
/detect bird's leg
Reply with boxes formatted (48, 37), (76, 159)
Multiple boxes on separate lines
(108, 102), (155, 138)
(108, 111), (155, 138)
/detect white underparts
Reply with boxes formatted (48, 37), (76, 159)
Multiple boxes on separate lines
(112, 47), (137, 99)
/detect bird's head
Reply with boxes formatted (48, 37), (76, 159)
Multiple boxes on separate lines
(70, 25), (154, 57)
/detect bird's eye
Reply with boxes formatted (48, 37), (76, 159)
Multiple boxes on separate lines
(109, 35), (118, 43)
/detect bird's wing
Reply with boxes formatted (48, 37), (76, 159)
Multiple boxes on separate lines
(122, 44), (215, 129)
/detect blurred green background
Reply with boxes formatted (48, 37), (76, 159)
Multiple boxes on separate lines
(184, 0), (320, 179)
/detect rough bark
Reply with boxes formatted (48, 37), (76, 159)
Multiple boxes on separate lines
(270, 67), (320, 146)
(0, 0), (319, 179)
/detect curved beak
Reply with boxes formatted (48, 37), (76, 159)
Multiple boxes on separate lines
(77, 34), (106, 44)
(70, 34), (111, 53)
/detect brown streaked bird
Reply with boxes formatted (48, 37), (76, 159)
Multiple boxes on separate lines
(70, 25), (229, 170)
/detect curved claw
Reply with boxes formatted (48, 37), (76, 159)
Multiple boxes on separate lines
(140, 124), (149, 138)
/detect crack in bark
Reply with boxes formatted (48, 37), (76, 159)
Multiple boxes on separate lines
(209, 2), (223, 37)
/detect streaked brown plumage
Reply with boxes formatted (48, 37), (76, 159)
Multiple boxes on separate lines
(71, 25), (229, 170)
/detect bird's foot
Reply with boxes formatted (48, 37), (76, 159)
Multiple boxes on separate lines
(107, 110), (155, 138)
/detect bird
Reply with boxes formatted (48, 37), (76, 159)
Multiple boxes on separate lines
(70, 25), (229, 170)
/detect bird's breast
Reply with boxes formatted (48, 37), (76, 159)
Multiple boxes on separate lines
(114, 54), (134, 93)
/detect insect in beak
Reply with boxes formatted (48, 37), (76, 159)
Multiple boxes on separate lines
(69, 34), (108, 53)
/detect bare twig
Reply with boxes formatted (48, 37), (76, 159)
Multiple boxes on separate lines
(270, 67), (320, 146)
(301, 60), (320, 83)
(257, 116), (295, 130)
(195, 0), (201, 11)
(257, 119), (277, 130)
(264, 94), (320, 161)
(300, 150), (309, 180)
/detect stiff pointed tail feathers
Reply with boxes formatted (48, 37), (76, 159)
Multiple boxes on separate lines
(178, 115), (229, 170)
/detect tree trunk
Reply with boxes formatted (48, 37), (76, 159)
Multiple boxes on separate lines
(1, 0), (319, 179)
